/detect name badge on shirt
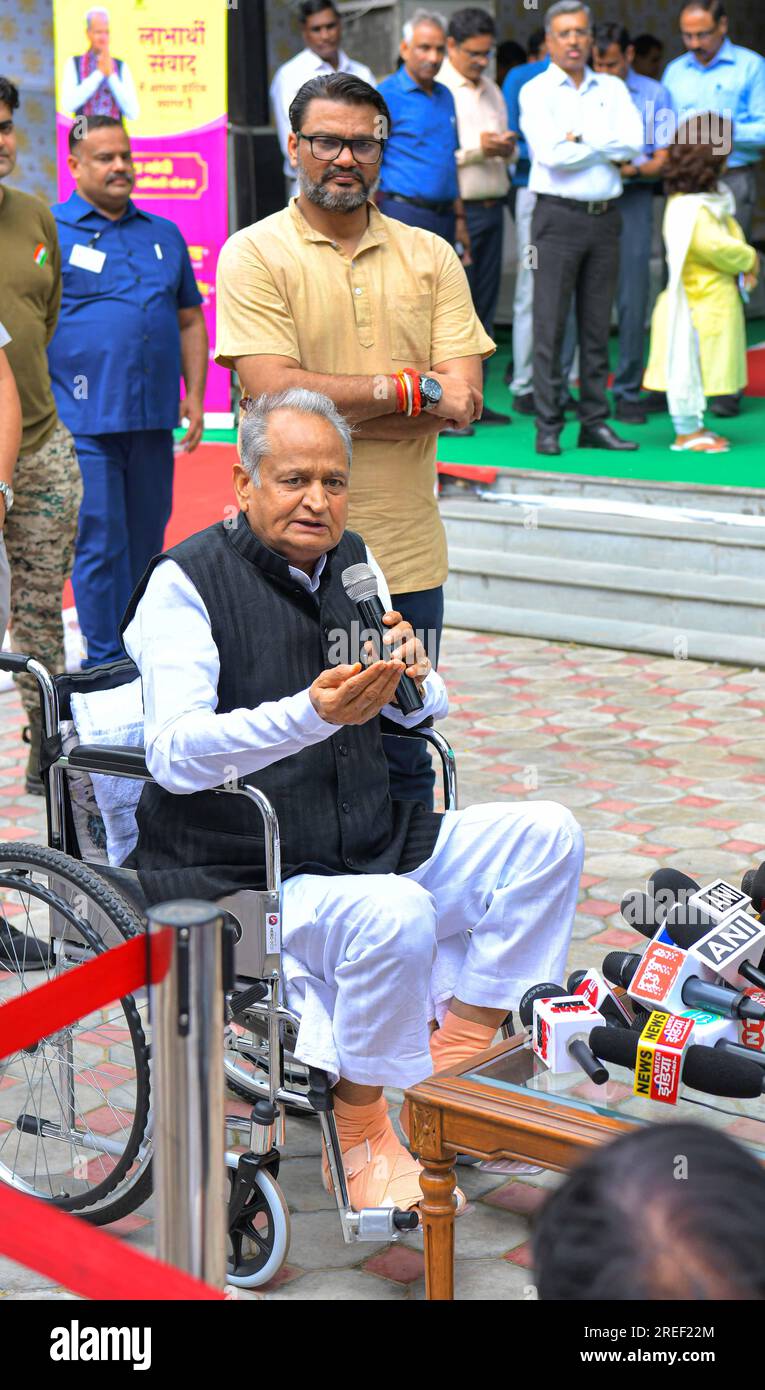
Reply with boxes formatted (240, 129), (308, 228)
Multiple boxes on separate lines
(69, 243), (106, 273)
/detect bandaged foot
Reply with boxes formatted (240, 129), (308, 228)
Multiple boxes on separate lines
(399, 1011), (498, 1141)
(322, 1094), (425, 1213)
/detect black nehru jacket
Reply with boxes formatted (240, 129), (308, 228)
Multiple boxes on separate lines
(120, 517), (443, 904)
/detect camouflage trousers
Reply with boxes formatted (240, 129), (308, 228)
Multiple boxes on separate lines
(4, 420), (83, 719)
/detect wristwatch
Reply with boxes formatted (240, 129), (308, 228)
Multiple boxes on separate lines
(420, 376), (443, 410)
(0, 482), (15, 513)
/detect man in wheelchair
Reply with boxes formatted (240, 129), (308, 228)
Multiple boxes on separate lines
(121, 388), (584, 1216)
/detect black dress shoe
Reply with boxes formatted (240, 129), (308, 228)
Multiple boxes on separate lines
(0, 923), (51, 972)
(477, 406), (512, 425)
(536, 431), (562, 456)
(642, 391), (667, 412)
(614, 398), (648, 424)
(512, 392), (536, 415)
(578, 422), (639, 451)
(709, 395), (741, 418)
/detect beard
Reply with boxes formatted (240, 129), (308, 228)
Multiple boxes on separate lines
(297, 161), (378, 212)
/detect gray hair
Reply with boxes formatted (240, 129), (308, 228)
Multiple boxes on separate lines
(544, 1), (592, 32)
(239, 388), (353, 486)
(85, 7), (109, 24)
(403, 8), (447, 42)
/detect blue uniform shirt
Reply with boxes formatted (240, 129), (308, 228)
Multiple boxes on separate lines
(377, 67), (459, 201)
(502, 56), (550, 188)
(625, 67), (675, 165)
(662, 37), (765, 168)
(48, 191), (203, 435)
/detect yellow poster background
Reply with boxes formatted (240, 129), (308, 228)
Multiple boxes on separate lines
(53, 0), (226, 136)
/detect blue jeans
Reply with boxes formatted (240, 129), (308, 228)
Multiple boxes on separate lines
(72, 429), (175, 667)
(385, 585), (444, 810)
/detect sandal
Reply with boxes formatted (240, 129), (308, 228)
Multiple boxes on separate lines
(670, 432), (730, 453)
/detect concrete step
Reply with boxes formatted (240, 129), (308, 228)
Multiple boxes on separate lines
(440, 465), (765, 517)
(440, 498), (765, 581)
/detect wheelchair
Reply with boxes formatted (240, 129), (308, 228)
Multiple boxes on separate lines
(0, 650), (462, 1287)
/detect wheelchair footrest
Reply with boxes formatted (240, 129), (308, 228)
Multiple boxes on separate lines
(353, 1207), (420, 1239)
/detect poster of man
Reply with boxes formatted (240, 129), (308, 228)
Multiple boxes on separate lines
(61, 6), (139, 122)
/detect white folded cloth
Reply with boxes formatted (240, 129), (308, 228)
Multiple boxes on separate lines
(70, 679), (144, 866)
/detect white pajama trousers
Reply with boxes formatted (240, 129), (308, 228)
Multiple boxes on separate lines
(281, 800), (584, 1088)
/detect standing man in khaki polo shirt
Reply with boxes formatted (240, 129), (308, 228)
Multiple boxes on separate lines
(439, 7), (516, 424)
(216, 71), (493, 808)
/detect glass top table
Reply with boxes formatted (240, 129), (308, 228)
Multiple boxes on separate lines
(465, 1034), (765, 1159)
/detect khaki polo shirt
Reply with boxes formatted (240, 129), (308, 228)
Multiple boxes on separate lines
(215, 199), (494, 594)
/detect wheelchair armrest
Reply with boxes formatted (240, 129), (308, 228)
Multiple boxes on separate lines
(379, 715), (434, 739)
(65, 744), (151, 780)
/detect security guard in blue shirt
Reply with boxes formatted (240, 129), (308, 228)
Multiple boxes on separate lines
(48, 115), (208, 666)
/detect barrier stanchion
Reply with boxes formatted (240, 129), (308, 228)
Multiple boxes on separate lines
(148, 901), (227, 1290)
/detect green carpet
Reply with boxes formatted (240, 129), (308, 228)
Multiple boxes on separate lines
(437, 324), (765, 490)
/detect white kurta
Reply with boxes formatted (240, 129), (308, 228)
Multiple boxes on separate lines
(125, 548), (584, 1087)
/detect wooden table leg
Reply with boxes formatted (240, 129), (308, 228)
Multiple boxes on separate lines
(419, 1155), (457, 1301)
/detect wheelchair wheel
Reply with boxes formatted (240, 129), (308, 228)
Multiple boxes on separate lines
(0, 844), (152, 1225)
(224, 1025), (313, 1118)
(225, 1152), (290, 1288)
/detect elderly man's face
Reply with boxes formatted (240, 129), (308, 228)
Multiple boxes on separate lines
(402, 21), (447, 85)
(234, 409), (350, 573)
(88, 14), (110, 51)
(0, 101), (17, 181)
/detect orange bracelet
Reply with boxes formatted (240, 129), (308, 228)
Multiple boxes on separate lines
(392, 373), (406, 413)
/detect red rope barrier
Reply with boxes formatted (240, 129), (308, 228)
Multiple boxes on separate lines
(0, 1182), (224, 1300)
(0, 929), (172, 1061)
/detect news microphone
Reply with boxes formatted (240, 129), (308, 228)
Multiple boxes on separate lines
(742, 861), (765, 913)
(665, 906), (765, 992)
(519, 981), (567, 1029)
(341, 563), (424, 717)
(519, 984), (609, 1082)
(606, 942), (765, 1022)
(620, 890), (663, 939)
(567, 967), (633, 1027)
(715, 1038), (765, 1068)
(589, 1026), (765, 1099)
(648, 867), (700, 905)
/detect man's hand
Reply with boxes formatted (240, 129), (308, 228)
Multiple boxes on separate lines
(363, 611), (432, 684)
(177, 394), (204, 452)
(427, 371), (482, 427)
(743, 252), (760, 292)
(617, 162), (639, 178)
(97, 53), (115, 76)
(480, 130), (516, 159)
(309, 660), (406, 726)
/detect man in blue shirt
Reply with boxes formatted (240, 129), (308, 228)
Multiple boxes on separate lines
(663, 0), (765, 417)
(377, 10), (466, 249)
(593, 23), (675, 423)
(48, 116), (207, 667)
(503, 45), (577, 417)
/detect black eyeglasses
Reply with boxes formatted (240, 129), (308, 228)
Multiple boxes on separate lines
(297, 134), (385, 164)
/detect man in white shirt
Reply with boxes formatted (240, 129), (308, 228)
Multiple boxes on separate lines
(439, 6), (515, 425)
(122, 388), (583, 1218)
(61, 8), (139, 124)
(520, 1), (644, 455)
(270, 1), (374, 201)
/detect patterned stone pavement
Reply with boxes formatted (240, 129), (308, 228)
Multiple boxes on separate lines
(0, 630), (763, 1300)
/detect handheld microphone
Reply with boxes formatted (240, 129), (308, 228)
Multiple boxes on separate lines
(620, 890), (663, 939)
(518, 984), (608, 1083)
(665, 904), (765, 991)
(589, 1025), (765, 1100)
(647, 868), (700, 921)
(605, 942), (765, 1022)
(341, 564), (424, 717)
(566, 967), (633, 1027)
(742, 861), (765, 914)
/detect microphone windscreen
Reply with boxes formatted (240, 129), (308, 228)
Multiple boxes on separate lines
(601, 950), (640, 988)
(519, 981), (567, 1030)
(742, 861), (765, 913)
(589, 1026), (638, 1067)
(620, 890), (659, 937)
(566, 969), (587, 994)
(663, 901), (717, 951)
(648, 868), (700, 901)
(683, 1045), (762, 1099)
(341, 562), (378, 603)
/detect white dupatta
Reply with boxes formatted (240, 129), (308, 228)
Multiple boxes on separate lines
(663, 181), (736, 421)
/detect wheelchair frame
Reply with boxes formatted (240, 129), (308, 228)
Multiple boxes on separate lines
(6, 650), (460, 1247)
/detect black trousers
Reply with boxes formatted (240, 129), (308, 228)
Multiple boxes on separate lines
(464, 202), (505, 363)
(532, 197), (622, 431)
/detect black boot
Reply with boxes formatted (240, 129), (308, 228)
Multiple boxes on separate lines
(22, 714), (43, 796)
